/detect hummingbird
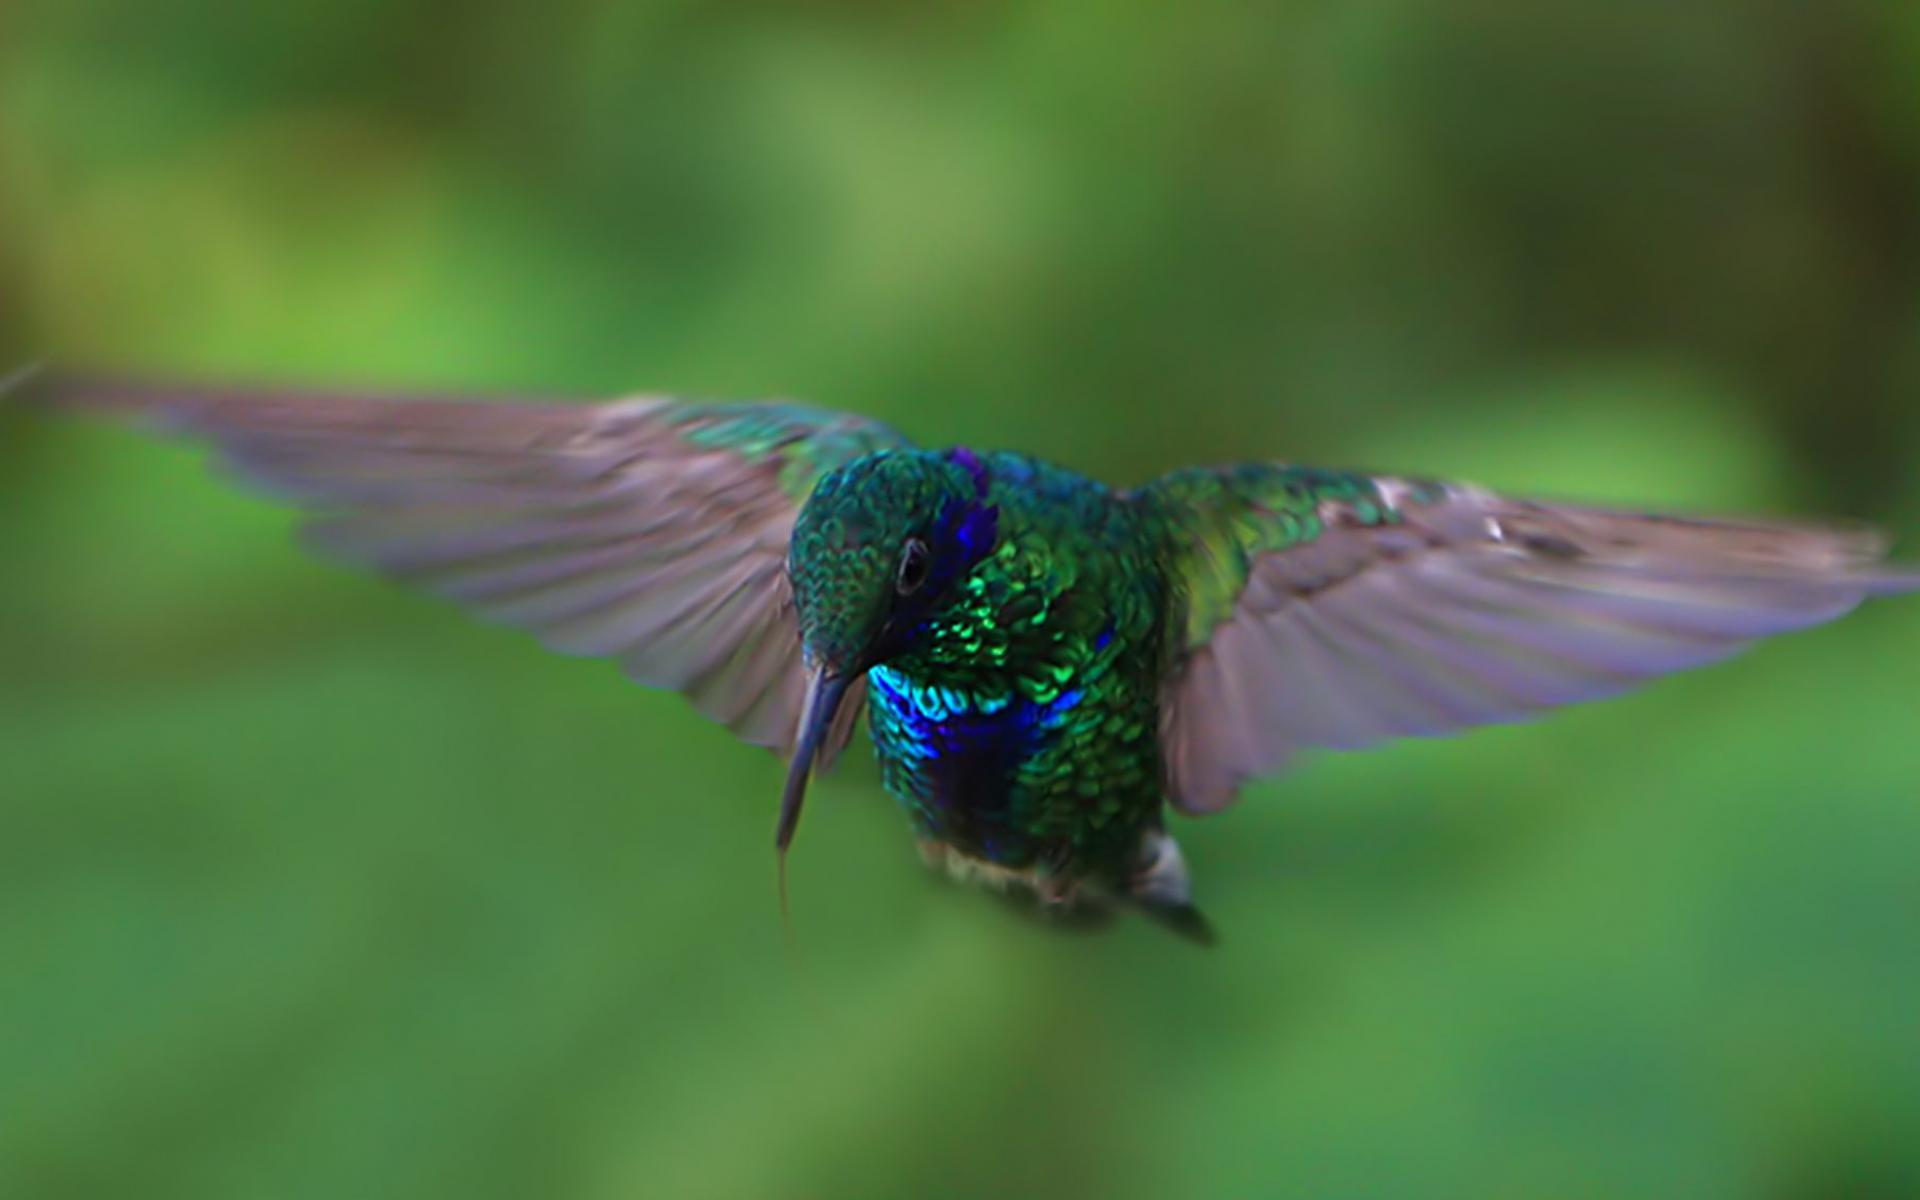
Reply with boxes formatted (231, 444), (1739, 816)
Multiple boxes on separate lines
(15, 374), (1920, 941)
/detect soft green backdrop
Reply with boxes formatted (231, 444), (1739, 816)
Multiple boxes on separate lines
(4, 3), (1920, 1198)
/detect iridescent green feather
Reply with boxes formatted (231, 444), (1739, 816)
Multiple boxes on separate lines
(664, 402), (912, 503)
(1136, 463), (1446, 650)
(817, 451), (1173, 879)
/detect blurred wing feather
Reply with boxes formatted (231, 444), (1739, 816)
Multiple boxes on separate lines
(1142, 465), (1920, 813)
(37, 379), (902, 764)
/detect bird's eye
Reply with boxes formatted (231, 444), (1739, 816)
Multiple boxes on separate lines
(895, 537), (932, 596)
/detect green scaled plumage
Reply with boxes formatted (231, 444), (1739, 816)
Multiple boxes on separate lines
(1143, 463), (1450, 649)
(851, 453), (1170, 894)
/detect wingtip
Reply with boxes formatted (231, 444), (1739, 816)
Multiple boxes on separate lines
(1865, 566), (1920, 597)
(0, 362), (44, 405)
(1, 368), (168, 415)
(0, 365), (130, 414)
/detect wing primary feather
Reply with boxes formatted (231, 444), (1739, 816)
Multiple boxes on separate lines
(31, 375), (911, 764)
(1152, 463), (1920, 814)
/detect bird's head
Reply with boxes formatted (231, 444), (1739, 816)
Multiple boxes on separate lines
(776, 448), (999, 852)
(788, 448), (999, 673)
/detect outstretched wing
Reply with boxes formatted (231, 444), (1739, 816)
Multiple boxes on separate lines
(1140, 463), (1920, 814)
(31, 378), (911, 764)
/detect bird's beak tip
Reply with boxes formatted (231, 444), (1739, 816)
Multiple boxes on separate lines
(775, 667), (853, 853)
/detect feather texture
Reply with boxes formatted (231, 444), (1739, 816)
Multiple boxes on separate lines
(1143, 466), (1920, 814)
(32, 378), (904, 763)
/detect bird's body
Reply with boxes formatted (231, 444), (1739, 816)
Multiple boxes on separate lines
(850, 451), (1170, 899)
(16, 375), (1920, 941)
(811, 449), (1444, 929)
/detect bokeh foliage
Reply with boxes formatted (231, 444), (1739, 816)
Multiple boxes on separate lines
(4, 2), (1920, 1197)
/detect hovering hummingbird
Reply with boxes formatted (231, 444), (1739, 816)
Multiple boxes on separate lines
(16, 375), (1920, 941)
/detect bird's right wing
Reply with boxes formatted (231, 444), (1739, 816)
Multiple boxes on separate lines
(25, 378), (911, 763)
(1137, 463), (1920, 815)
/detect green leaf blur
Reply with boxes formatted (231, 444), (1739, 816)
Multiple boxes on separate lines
(3, 3), (1919, 1198)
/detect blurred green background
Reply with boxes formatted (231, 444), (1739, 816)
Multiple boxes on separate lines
(4, 2), (1920, 1197)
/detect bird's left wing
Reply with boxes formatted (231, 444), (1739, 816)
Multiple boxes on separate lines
(1138, 463), (1920, 814)
(28, 378), (910, 763)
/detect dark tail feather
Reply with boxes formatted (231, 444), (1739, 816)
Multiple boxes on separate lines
(1135, 899), (1219, 946)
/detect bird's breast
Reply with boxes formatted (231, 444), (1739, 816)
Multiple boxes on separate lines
(863, 656), (1163, 876)
(865, 663), (1089, 865)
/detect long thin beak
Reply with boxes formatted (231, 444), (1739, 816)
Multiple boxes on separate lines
(776, 666), (853, 855)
